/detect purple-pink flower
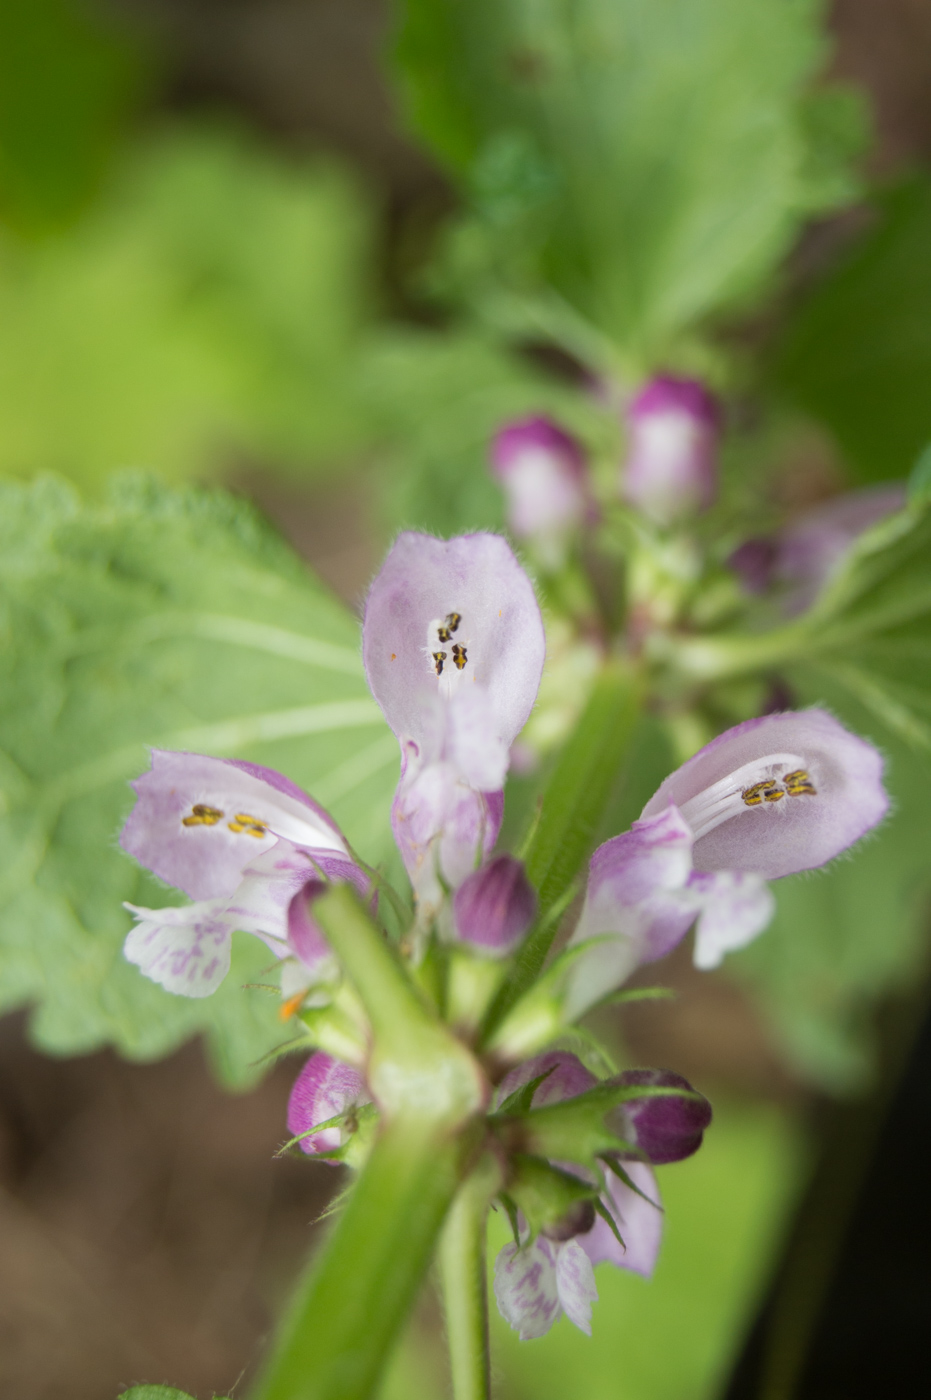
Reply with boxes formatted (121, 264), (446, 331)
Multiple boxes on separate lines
(287, 1051), (371, 1159)
(490, 417), (591, 565)
(121, 752), (366, 997)
(623, 376), (718, 526)
(730, 485), (907, 615)
(566, 709), (887, 1013)
(453, 855), (537, 955)
(493, 1052), (667, 1339)
(363, 532), (545, 919)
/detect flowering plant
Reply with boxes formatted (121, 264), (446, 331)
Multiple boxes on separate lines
(116, 458), (891, 1396)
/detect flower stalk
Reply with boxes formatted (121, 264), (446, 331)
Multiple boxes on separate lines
(439, 1152), (504, 1400)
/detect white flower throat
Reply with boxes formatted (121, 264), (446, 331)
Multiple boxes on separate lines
(678, 753), (818, 842)
(425, 610), (471, 697)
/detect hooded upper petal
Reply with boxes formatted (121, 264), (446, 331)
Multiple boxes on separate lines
(362, 532), (545, 760)
(120, 750), (349, 901)
(641, 709), (888, 880)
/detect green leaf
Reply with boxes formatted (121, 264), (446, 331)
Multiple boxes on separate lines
(0, 0), (141, 231)
(394, 0), (864, 364)
(0, 476), (397, 1083)
(775, 177), (931, 483)
(0, 125), (374, 488)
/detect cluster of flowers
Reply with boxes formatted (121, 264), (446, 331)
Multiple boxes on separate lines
(119, 521), (887, 1340)
(493, 375), (906, 611)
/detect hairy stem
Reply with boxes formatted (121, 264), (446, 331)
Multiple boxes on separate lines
(439, 1155), (503, 1400)
(252, 1116), (479, 1400)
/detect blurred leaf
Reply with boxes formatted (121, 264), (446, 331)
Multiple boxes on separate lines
(393, 0), (865, 367)
(119, 1389), (209, 1400)
(0, 0), (141, 231)
(0, 125), (374, 488)
(362, 327), (606, 535)
(0, 476), (397, 1084)
(775, 178), (931, 483)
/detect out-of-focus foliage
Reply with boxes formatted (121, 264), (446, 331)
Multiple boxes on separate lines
(775, 177), (931, 483)
(0, 0), (141, 230)
(363, 329), (606, 534)
(382, 1100), (802, 1400)
(0, 476), (397, 1085)
(393, 0), (866, 371)
(0, 126), (373, 488)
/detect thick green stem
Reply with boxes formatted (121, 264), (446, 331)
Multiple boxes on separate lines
(484, 660), (642, 1035)
(252, 1116), (478, 1400)
(439, 1155), (502, 1400)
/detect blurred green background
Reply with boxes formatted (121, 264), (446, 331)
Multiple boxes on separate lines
(2, 1), (931, 1397)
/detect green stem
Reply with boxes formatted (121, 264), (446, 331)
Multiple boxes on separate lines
(439, 1156), (502, 1400)
(252, 1116), (478, 1400)
(484, 660), (642, 1034)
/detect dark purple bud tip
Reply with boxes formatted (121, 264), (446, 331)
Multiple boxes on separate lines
(541, 1198), (596, 1242)
(617, 1069), (712, 1164)
(453, 855), (538, 955)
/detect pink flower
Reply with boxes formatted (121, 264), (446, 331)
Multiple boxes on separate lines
(623, 376), (718, 525)
(566, 709), (888, 1014)
(491, 417), (591, 565)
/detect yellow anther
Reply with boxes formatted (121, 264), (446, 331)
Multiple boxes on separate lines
(785, 769), (817, 797)
(227, 812), (268, 838)
(432, 650), (447, 676)
(452, 643), (468, 671)
(437, 611), (462, 642)
(182, 804), (224, 826)
(741, 780), (783, 807)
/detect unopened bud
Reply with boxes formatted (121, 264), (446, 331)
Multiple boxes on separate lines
(453, 855), (538, 956)
(491, 417), (590, 564)
(623, 376), (718, 526)
(615, 1069), (712, 1163)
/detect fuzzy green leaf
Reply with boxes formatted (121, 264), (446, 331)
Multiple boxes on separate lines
(0, 476), (397, 1083)
(394, 0), (865, 365)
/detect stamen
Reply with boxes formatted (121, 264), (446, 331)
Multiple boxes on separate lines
(227, 812), (269, 838)
(432, 651), (447, 676)
(437, 612), (461, 643)
(452, 643), (468, 671)
(678, 752), (816, 841)
(182, 803), (224, 827)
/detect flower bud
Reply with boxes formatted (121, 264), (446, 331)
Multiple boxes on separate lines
(623, 376), (718, 526)
(286, 1051), (370, 1158)
(491, 416), (590, 563)
(615, 1069), (712, 1163)
(453, 854), (538, 955)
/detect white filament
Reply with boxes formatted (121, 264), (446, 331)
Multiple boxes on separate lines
(678, 752), (808, 841)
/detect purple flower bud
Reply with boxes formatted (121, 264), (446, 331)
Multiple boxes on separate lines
(453, 855), (537, 955)
(615, 1069), (712, 1164)
(776, 485), (906, 615)
(491, 417), (591, 558)
(623, 376), (719, 525)
(287, 1052), (369, 1158)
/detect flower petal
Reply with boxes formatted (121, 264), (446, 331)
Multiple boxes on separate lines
(287, 1052), (369, 1157)
(554, 1238), (598, 1335)
(362, 532), (545, 757)
(494, 1237), (562, 1340)
(391, 755), (502, 910)
(624, 376), (718, 525)
(120, 750), (349, 900)
(491, 416), (591, 549)
(686, 869), (776, 969)
(641, 710), (888, 880)
(496, 1050), (597, 1109)
(581, 1162), (662, 1277)
(123, 900), (232, 998)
